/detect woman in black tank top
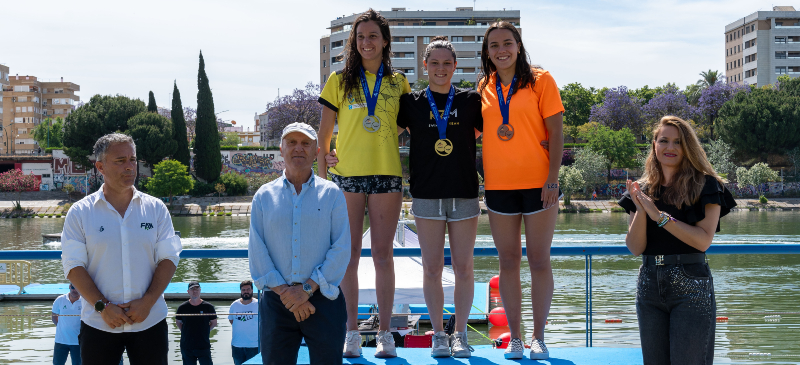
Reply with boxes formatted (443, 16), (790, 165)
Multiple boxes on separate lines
(619, 116), (736, 365)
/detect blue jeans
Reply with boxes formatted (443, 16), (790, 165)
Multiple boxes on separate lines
(636, 262), (716, 365)
(180, 348), (213, 365)
(260, 289), (346, 365)
(231, 346), (259, 365)
(53, 342), (80, 365)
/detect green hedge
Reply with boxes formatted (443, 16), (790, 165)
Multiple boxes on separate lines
(219, 146), (279, 151)
(564, 143), (649, 149)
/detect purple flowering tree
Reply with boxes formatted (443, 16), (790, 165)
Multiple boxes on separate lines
(589, 86), (646, 133)
(697, 82), (750, 140)
(264, 82), (322, 141)
(643, 84), (697, 126)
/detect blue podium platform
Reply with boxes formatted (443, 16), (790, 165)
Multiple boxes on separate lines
(244, 345), (643, 364)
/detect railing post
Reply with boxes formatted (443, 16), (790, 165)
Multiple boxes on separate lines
(585, 254), (593, 347)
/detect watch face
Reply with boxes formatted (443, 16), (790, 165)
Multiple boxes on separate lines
(303, 283), (312, 292)
(94, 300), (105, 312)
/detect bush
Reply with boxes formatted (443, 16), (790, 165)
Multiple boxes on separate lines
(246, 172), (281, 192)
(190, 180), (217, 197)
(759, 195), (768, 204)
(219, 172), (249, 196)
(146, 160), (194, 205)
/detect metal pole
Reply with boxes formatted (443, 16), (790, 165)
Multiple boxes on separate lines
(585, 254), (589, 347)
(589, 254), (593, 347)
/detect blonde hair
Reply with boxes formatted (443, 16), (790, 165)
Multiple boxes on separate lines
(639, 116), (725, 209)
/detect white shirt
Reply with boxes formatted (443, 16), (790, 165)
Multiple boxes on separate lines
(61, 185), (182, 333)
(228, 299), (259, 348)
(52, 294), (82, 345)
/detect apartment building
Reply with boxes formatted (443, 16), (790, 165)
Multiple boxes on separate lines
(725, 6), (800, 87)
(0, 64), (9, 151)
(320, 7), (521, 86)
(0, 71), (80, 154)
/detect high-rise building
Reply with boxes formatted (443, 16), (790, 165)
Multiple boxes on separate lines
(0, 64), (9, 151)
(319, 7), (521, 86)
(0, 72), (80, 154)
(725, 6), (800, 87)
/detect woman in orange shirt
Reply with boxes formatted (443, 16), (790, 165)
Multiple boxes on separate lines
(478, 22), (565, 360)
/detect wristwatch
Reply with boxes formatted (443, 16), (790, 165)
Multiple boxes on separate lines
(302, 282), (314, 298)
(95, 299), (110, 313)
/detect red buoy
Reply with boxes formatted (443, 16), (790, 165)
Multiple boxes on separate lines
(605, 319), (622, 323)
(489, 307), (508, 326)
(716, 316), (729, 322)
(489, 275), (500, 289)
(494, 332), (511, 349)
(488, 325), (510, 340)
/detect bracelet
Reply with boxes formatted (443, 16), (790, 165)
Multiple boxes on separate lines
(546, 183), (559, 190)
(657, 211), (675, 227)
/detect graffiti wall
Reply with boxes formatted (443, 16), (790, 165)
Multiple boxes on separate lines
(220, 151), (285, 174)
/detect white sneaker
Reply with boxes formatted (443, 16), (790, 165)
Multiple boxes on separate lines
(504, 338), (524, 359)
(343, 330), (362, 358)
(451, 331), (474, 358)
(431, 331), (450, 357)
(375, 330), (397, 358)
(529, 338), (549, 360)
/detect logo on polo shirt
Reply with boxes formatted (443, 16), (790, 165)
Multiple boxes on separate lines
(140, 223), (154, 230)
(99, 226), (104, 232)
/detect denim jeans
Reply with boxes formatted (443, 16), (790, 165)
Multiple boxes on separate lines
(53, 342), (80, 365)
(259, 289), (346, 365)
(231, 346), (259, 365)
(636, 262), (716, 365)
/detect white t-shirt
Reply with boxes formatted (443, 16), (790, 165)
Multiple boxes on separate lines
(228, 299), (259, 348)
(52, 294), (82, 345)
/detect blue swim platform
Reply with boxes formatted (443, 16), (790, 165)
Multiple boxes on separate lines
(243, 345), (643, 364)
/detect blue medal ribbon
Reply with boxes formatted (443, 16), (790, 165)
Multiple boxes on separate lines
(496, 73), (517, 125)
(425, 85), (455, 140)
(359, 64), (384, 117)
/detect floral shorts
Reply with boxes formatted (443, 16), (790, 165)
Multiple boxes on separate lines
(330, 174), (402, 194)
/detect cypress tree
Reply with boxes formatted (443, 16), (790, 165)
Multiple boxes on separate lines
(147, 91), (157, 112)
(194, 51), (221, 182)
(171, 81), (191, 168)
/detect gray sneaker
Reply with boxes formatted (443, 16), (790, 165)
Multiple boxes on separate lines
(529, 338), (549, 360)
(504, 338), (524, 359)
(450, 331), (474, 358)
(431, 331), (450, 357)
(375, 330), (397, 358)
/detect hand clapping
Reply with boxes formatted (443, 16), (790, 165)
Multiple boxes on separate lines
(626, 180), (661, 221)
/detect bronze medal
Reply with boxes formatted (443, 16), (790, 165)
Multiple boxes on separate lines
(497, 124), (514, 141)
(434, 139), (453, 156)
(363, 115), (381, 133)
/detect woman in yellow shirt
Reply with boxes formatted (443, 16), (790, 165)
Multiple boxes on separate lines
(317, 8), (410, 359)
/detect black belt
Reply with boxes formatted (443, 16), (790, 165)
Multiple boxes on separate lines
(642, 253), (706, 266)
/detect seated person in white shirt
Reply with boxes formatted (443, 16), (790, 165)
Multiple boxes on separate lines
(228, 280), (259, 365)
(52, 283), (82, 365)
(61, 133), (182, 365)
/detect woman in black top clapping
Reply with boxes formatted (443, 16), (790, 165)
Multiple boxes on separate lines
(619, 116), (736, 365)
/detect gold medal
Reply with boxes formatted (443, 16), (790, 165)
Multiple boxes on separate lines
(497, 124), (514, 141)
(363, 115), (381, 133)
(434, 139), (453, 156)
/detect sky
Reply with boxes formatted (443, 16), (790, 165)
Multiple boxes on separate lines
(3, 0), (790, 131)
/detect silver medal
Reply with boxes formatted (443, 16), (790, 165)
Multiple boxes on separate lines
(363, 115), (381, 133)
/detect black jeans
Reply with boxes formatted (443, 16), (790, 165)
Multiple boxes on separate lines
(636, 262), (716, 365)
(231, 346), (259, 365)
(181, 347), (213, 365)
(78, 319), (169, 365)
(260, 289), (346, 365)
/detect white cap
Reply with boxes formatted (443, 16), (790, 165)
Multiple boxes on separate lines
(281, 122), (318, 141)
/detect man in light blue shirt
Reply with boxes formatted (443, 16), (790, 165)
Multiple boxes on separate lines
(249, 122), (350, 365)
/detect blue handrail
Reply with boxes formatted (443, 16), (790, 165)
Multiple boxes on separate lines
(3, 244), (800, 260)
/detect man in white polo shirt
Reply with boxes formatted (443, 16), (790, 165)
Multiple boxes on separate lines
(52, 283), (82, 365)
(228, 280), (259, 365)
(61, 133), (182, 365)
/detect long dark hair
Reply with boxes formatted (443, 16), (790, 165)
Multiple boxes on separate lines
(341, 9), (393, 105)
(478, 21), (539, 94)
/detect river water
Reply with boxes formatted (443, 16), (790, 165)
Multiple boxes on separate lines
(1, 211), (799, 364)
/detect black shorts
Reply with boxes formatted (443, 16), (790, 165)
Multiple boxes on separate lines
(484, 188), (563, 215)
(330, 174), (402, 194)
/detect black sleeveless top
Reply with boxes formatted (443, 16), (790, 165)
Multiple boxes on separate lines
(618, 175), (737, 255)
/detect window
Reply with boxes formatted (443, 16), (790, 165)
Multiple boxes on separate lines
(397, 23), (404, 26)
(788, 52), (800, 59)
(323, 60), (326, 67)
(776, 37), (787, 43)
(454, 69), (464, 74)
(413, 22), (419, 26)
(322, 45), (327, 53)
(16, 107), (20, 112)
(477, 36), (484, 42)
(425, 22), (436, 25)
(777, 22), (783, 26)
(776, 67), (787, 75)
(323, 74), (328, 83)
(27, 106), (32, 112)
(448, 22), (465, 26)
(423, 36), (430, 43)
(776, 51), (787, 59)
(452, 36), (463, 42)
(14, 85), (30, 92)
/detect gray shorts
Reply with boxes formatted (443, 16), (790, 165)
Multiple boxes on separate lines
(410, 198), (480, 222)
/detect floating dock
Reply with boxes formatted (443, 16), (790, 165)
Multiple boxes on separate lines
(243, 345), (644, 364)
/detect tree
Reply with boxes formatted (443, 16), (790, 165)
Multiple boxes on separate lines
(183, 107), (197, 141)
(412, 79), (429, 92)
(220, 132), (241, 147)
(127, 112), (177, 168)
(558, 165), (585, 205)
(561, 82), (594, 143)
(264, 82), (323, 140)
(696, 82), (749, 140)
(0, 169), (37, 210)
(736, 163), (779, 199)
(63, 94), (146, 168)
(581, 125), (638, 182)
(194, 51), (222, 182)
(32, 117), (65, 148)
(629, 85), (657, 105)
(786, 147), (800, 182)
(684, 84), (702, 106)
(171, 81), (191, 168)
(573, 147), (608, 193)
(146, 160), (194, 208)
(589, 86), (646, 133)
(456, 79), (475, 90)
(697, 70), (722, 89)
(716, 88), (800, 161)
(147, 91), (157, 112)
(705, 139), (737, 180)
(643, 84), (696, 127)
